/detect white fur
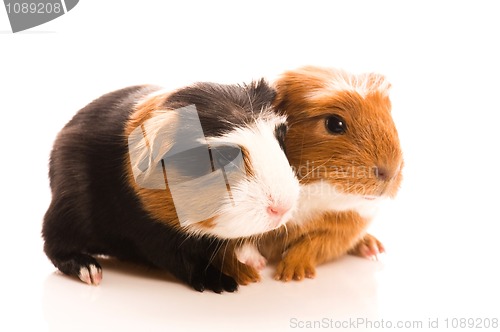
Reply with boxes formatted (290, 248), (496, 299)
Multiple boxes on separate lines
(235, 243), (267, 270)
(307, 68), (390, 99)
(292, 180), (382, 226)
(190, 111), (301, 239)
(129, 88), (300, 239)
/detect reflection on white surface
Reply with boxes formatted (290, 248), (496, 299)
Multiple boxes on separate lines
(41, 256), (382, 332)
(37, 219), (500, 332)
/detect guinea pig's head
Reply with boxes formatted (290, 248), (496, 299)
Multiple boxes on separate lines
(197, 111), (300, 239)
(127, 81), (300, 239)
(274, 66), (403, 208)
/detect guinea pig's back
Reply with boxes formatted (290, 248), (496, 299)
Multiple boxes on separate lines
(43, 85), (161, 258)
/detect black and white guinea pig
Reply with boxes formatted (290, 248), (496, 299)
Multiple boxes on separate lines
(42, 80), (300, 293)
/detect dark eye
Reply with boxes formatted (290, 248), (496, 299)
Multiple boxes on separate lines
(325, 115), (347, 135)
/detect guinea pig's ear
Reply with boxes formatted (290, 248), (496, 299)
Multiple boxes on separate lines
(245, 79), (276, 110)
(272, 72), (296, 112)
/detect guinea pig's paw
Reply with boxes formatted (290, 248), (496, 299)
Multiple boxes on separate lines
(235, 243), (267, 271)
(348, 234), (385, 261)
(190, 265), (238, 293)
(274, 258), (316, 282)
(78, 264), (103, 286)
(53, 253), (102, 285)
(233, 263), (261, 285)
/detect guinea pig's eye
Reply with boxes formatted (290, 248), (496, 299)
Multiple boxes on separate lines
(325, 115), (347, 135)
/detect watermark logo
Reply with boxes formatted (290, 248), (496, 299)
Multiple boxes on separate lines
(3, 0), (79, 33)
(128, 105), (246, 226)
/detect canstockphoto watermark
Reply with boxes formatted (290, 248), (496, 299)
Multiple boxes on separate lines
(289, 317), (499, 329)
(3, 0), (79, 33)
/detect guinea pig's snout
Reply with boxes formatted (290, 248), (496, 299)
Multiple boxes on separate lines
(374, 166), (390, 181)
(374, 162), (402, 182)
(267, 205), (289, 218)
(266, 200), (292, 228)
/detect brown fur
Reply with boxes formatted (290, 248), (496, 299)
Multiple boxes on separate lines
(276, 67), (402, 196)
(213, 241), (262, 285)
(222, 66), (403, 282)
(272, 67), (402, 281)
(266, 211), (369, 281)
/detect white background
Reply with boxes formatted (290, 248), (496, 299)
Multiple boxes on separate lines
(1, 1), (500, 331)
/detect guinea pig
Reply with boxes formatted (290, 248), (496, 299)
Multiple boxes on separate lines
(223, 66), (403, 283)
(42, 80), (300, 292)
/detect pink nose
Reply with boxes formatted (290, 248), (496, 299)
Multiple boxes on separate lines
(267, 205), (290, 219)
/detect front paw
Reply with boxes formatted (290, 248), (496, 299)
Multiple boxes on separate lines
(231, 262), (261, 285)
(348, 234), (385, 260)
(235, 243), (267, 271)
(225, 243), (263, 285)
(190, 264), (238, 293)
(274, 257), (316, 282)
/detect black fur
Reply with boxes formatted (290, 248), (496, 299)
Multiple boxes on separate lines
(166, 79), (277, 137)
(274, 123), (288, 153)
(42, 81), (278, 293)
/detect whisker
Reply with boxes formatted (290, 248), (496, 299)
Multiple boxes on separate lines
(245, 86), (254, 113)
(207, 238), (223, 266)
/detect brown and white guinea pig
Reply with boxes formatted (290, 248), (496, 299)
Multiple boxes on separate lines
(224, 66), (403, 283)
(42, 80), (300, 292)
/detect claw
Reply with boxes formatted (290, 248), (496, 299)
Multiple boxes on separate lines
(78, 264), (102, 285)
(274, 260), (316, 282)
(349, 234), (385, 261)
